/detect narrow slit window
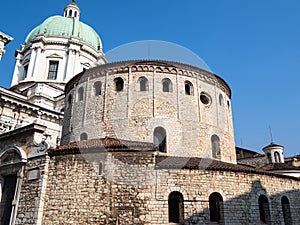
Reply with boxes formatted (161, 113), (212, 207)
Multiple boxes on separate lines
(211, 135), (221, 159)
(78, 87), (84, 101)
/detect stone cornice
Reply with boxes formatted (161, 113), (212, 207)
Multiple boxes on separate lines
(65, 60), (232, 98)
(0, 32), (13, 45)
(0, 123), (47, 141)
(0, 87), (63, 122)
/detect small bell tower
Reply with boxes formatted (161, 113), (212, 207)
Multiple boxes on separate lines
(263, 142), (285, 163)
(64, 0), (80, 19)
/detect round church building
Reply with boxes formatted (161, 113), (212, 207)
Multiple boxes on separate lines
(61, 59), (236, 163)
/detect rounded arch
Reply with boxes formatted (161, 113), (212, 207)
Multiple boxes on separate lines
(137, 76), (149, 91)
(80, 133), (88, 141)
(77, 87), (84, 101)
(93, 81), (102, 96)
(281, 196), (292, 225)
(209, 192), (224, 223)
(0, 146), (27, 164)
(274, 151), (281, 163)
(258, 194), (271, 224)
(114, 77), (124, 92)
(211, 134), (221, 159)
(166, 186), (189, 201)
(184, 80), (194, 95)
(162, 78), (172, 92)
(168, 191), (184, 224)
(153, 127), (167, 153)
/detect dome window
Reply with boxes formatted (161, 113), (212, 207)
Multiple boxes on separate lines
(138, 77), (149, 91)
(154, 127), (167, 153)
(200, 92), (211, 105)
(78, 87), (84, 101)
(211, 135), (221, 159)
(67, 94), (72, 108)
(184, 81), (194, 95)
(80, 133), (88, 141)
(162, 78), (172, 92)
(94, 81), (102, 96)
(23, 64), (29, 80)
(47, 61), (59, 80)
(114, 77), (124, 92)
(219, 94), (224, 106)
(69, 10), (72, 17)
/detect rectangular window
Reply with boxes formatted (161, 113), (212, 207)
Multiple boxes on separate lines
(23, 64), (28, 79)
(47, 61), (59, 80)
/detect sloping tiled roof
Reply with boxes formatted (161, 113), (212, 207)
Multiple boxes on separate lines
(155, 156), (300, 180)
(262, 142), (283, 150)
(258, 163), (300, 171)
(50, 137), (157, 155)
(49, 138), (300, 180)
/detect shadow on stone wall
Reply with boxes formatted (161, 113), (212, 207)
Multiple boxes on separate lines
(183, 180), (298, 225)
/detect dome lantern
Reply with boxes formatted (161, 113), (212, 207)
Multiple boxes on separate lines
(64, 0), (80, 19)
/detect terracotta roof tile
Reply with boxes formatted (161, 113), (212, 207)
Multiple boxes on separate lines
(258, 163), (300, 171)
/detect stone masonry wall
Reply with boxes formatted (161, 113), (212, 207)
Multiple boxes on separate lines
(38, 151), (300, 225)
(61, 61), (236, 163)
(15, 156), (49, 225)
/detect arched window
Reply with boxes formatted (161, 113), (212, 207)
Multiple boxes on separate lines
(94, 81), (102, 96)
(0, 148), (24, 225)
(274, 151), (281, 163)
(69, 10), (72, 17)
(114, 77), (124, 92)
(209, 192), (224, 222)
(211, 135), (221, 159)
(138, 77), (149, 91)
(154, 127), (167, 153)
(74, 11), (77, 17)
(162, 78), (172, 92)
(168, 191), (184, 224)
(78, 87), (84, 101)
(184, 81), (194, 95)
(80, 133), (88, 141)
(281, 196), (292, 225)
(259, 195), (271, 224)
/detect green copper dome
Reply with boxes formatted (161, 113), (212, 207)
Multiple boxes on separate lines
(25, 15), (102, 51)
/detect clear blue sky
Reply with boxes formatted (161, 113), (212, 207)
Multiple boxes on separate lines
(0, 0), (299, 157)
